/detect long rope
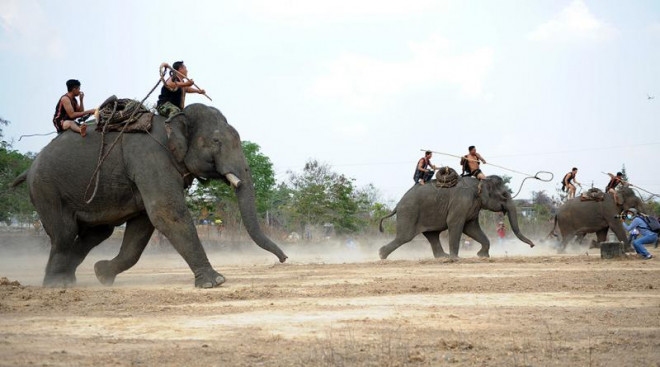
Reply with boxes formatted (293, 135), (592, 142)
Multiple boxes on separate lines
(18, 120), (98, 141)
(599, 172), (658, 199)
(421, 149), (554, 198)
(83, 73), (164, 204)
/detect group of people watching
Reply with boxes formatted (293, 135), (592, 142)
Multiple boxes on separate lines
(52, 61), (205, 137)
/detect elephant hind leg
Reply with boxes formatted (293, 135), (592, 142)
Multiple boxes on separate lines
(379, 232), (417, 260)
(422, 231), (448, 258)
(463, 220), (490, 258)
(95, 213), (155, 286)
(41, 212), (79, 287)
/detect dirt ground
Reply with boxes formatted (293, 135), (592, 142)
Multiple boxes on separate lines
(0, 236), (659, 367)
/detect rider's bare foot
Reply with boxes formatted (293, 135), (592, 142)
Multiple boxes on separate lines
(80, 124), (87, 137)
(420, 181), (425, 185)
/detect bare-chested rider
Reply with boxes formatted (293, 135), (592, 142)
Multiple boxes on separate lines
(460, 145), (487, 180)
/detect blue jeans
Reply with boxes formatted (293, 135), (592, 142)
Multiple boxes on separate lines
(632, 233), (657, 257)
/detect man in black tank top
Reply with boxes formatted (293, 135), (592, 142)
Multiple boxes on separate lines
(562, 167), (581, 199)
(414, 151), (437, 185)
(52, 79), (96, 137)
(156, 61), (206, 118)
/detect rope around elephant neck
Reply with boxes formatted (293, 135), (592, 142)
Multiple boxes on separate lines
(420, 149), (554, 198)
(83, 73), (165, 204)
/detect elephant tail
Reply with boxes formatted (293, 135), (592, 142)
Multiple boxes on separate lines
(379, 209), (397, 233)
(10, 170), (28, 188)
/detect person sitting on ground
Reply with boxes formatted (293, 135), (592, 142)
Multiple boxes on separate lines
(157, 61), (206, 118)
(562, 167), (582, 199)
(605, 172), (628, 203)
(460, 145), (487, 180)
(414, 151), (437, 185)
(52, 79), (96, 137)
(621, 208), (655, 260)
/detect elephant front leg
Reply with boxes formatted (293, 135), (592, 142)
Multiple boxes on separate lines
(422, 231), (448, 258)
(463, 220), (490, 258)
(145, 198), (225, 288)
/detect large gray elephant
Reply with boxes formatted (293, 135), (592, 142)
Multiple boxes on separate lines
(378, 176), (535, 259)
(12, 104), (287, 287)
(550, 187), (643, 252)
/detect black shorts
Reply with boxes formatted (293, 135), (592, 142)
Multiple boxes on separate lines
(462, 169), (482, 178)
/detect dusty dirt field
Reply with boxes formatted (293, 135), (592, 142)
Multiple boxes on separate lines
(0, 237), (659, 367)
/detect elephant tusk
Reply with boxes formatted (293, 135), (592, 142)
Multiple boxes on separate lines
(225, 173), (242, 188)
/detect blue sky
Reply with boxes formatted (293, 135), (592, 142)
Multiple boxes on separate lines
(1, 0), (659, 202)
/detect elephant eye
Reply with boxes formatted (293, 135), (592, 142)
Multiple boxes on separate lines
(213, 137), (221, 144)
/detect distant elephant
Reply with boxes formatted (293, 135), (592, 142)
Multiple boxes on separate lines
(378, 175), (535, 259)
(12, 104), (287, 287)
(550, 187), (643, 252)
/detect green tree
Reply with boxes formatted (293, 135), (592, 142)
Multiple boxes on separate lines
(187, 141), (275, 223)
(620, 164), (628, 182)
(0, 118), (35, 224)
(287, 160), (367, 234)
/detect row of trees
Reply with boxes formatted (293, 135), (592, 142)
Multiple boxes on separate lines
(187, 141), (393, 236)
(0, 118), (35, 224)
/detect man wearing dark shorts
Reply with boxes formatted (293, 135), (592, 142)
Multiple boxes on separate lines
(414, 151), (437, 185)
(460, 145), (487, 180)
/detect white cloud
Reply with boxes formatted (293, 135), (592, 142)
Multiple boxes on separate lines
(309, 34), (493, 107)
(528, 0), (618, 43)
(241, 0), (447, 24)
(0, 0), (64, 58)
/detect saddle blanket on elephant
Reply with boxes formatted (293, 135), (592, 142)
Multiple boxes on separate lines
(580, 188), (605, 202)
(95, 96), (153, 133)
(435, 166), (459, 188)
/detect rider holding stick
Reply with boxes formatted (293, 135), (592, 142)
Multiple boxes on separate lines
(156, 61), (207, 118)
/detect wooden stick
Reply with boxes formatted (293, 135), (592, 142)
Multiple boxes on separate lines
(160, 63), (213, 101)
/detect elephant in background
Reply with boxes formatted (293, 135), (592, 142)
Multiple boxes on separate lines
(12, 104), (287, 287)
(378, 175), (535, 259)
(550, 187), (643, 252)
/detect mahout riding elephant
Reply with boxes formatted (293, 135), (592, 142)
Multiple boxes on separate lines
(550, 187), (643, 253)
(12, 104), (287, 287)
(378, 175), (535, 259)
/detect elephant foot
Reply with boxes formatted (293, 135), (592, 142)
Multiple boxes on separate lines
(433, 253), (449, 259)
(43, 273), (76, 288)
(623, 245), (635, 253)
(94, 260), (117, 286)
(194, 268), (226, 288)
(378, 247), (389, 260)
(477, 250), (490, 258)
(449, 254), (461, 260)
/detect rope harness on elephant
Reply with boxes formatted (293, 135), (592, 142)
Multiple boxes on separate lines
(421, 149), (554, 198)
(83, 70), (167, 204)
(95, 98), (151, 132)
(580, 188), (605, 202)
(435, 166), (459, 188)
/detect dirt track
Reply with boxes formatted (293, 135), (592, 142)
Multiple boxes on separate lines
(1, 242), (659, 366)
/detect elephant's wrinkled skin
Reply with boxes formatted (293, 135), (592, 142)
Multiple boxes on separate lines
(551, 187), (643, 252)
(378, 176), (535, 259)
(13, 104), (287, 287)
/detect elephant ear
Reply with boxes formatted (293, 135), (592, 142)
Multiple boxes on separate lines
(165, 113), (189, 163)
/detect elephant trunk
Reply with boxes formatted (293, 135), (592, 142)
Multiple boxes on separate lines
(505, 201), (535, 248)
(235, 174), (288, 263)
